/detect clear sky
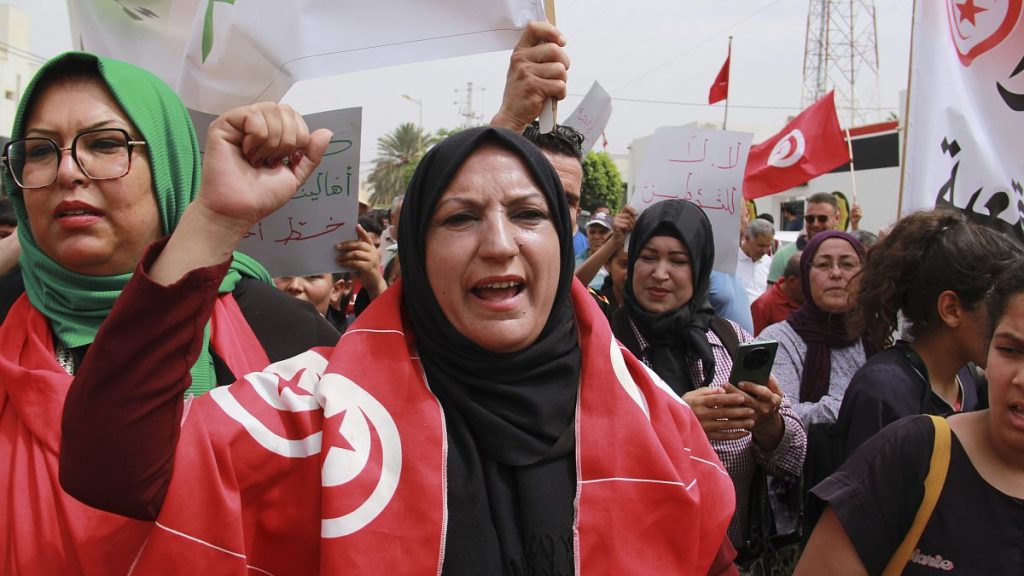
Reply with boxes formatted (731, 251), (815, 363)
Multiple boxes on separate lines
(10, 1), (912, 172)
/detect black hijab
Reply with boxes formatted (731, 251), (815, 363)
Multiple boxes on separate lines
(621, 200), (718, 395)
(398, 127), (580, 575)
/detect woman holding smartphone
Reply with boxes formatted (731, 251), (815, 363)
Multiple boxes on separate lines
(609, 199), (807, 555)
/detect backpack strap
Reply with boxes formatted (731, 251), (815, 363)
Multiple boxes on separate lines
(881, 415), (952, 576)
(709, 316), (740, 360)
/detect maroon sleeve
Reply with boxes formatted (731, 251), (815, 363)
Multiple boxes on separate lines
(60, 238), (231, 520)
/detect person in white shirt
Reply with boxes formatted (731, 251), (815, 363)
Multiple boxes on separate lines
(736, 218), (774, 303)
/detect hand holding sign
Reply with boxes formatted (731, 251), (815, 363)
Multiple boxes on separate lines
(491, 21), (569, 133)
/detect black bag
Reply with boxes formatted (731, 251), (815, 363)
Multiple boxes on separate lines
(736, 467), (802, 575)
(798, 422), (845, 545)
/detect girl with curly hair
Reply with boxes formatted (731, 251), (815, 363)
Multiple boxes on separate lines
(836, 209), (1021, 457)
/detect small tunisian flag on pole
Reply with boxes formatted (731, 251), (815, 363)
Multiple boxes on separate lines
(743, 91), (849, 200)
(708, 45), (730, 104)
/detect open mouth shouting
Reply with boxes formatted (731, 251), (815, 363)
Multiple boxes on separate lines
(471, 276), (525, 311)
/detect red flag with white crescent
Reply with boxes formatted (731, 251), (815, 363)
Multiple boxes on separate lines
(742, 91), (850, 200)
(129, 281), (735, 575)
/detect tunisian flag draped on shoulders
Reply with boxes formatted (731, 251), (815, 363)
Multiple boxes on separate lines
(743, 91), (849, 200)
(126, 281), (735, 575)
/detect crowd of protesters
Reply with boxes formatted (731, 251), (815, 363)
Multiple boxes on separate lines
(0, 18), (1022, 576)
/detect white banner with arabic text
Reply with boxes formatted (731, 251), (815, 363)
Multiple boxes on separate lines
(903, 0), (1024, 242)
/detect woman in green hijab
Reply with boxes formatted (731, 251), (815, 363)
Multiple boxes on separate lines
(0, 52), (335, 574)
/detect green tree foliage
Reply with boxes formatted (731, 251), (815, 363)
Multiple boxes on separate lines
(580, 151), (625, 212)
(367, 123), (434, 207)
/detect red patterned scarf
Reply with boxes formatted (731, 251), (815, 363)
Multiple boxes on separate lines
(129, 281), (735, 575)
(0, 293), (267, 575)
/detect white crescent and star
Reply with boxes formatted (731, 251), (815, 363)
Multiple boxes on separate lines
(209, 350), (403, 539)
(767, 129), (806, 168)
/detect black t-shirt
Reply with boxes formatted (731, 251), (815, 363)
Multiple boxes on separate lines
(812, 415), (1024, 575)
(837, 343), (979, 459)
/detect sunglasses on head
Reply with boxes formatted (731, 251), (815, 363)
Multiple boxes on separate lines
(804, 214), (831, 224)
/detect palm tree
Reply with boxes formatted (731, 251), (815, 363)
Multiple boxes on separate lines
(368, 123), (431, 207)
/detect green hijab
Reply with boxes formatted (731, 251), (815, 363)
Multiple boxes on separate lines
(4, 52), (271, 395)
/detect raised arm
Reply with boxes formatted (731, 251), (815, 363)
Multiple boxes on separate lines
(490, 21), (570, 133)
(575, 206), (636, 285)
(60, 103), (331, 519)
(154, 104), (331, 284)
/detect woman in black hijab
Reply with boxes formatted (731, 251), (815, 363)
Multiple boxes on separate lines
(59, 128), (738, 575)
(397, 127), (581, 572)
(610, 199), (807, 551)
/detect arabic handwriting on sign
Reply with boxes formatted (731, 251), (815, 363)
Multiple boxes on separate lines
(716, 142), (743, 170)
(577, 109), (595, 136)
(274, 216), (347, 245)
(322, 139), (354, 157)
(640, 183), (657, 204)
(668, 139), (709, 164)
(244, 222), (264, 241)
(293, 166), (355, 201)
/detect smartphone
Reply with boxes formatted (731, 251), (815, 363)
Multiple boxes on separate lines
(727, 341), (778, 387)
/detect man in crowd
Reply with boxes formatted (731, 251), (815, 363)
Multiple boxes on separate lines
(736, 218), (774, 303)
(357, 216), (383, 248)
(781, 204), (802, 232)
(581, 212), (613, 289)
(768, 192), (840, 283)
(521, 122), (586, 250)
(751, 252), (803, 335)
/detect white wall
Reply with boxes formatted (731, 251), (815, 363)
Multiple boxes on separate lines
(0, 5), (37, 137)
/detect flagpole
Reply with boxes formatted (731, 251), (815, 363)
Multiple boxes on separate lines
(539, 0), (558, 133)
(723, 36), (732, 130)
(897, 0), (918, 218)
(845, 128), (857, 206)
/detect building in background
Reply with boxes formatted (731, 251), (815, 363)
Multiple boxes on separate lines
(0, 4), (42, 137)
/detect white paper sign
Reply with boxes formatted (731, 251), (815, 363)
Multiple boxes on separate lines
(69, 0), (546, 114)
(189, 107), (362, 277)
(902, 1), (1024, 244)
(631, 126), (754, 275)
(563, 81), (612, 153)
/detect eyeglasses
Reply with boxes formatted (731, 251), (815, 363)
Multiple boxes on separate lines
(811, 259), (861, 274)
(804, 214), (832, 225)
(2, 128), (146, 190)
